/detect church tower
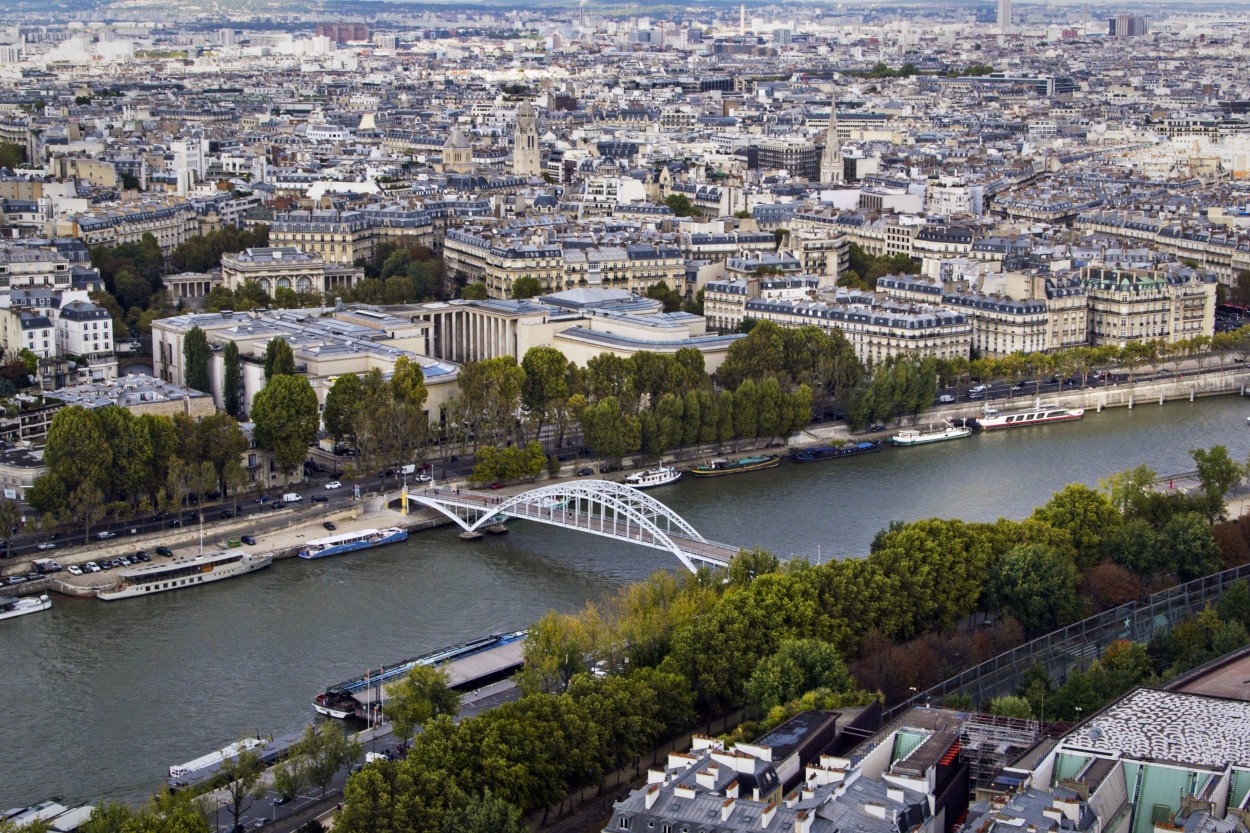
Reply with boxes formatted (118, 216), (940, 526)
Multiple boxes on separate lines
(819, 98), (843, 184)
(513, 100), (541, 178)
(442, 125), (473, 174)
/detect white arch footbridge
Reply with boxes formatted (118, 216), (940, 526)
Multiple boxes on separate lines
(409, 480), (741, 572)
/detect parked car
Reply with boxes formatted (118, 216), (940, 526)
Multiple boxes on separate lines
(489, 481), (505, 490)
(155, 546), (173, 557)
(66, 565), (82, 576)
(169, 519), (182, 527)
(272, 796), (291, 806)
(255, 495), (270, 504)
(219, 511), (234, 519)
(938, 395), (955, 404)
(323, 521), (337, 531)
(240, 535), (256, 546)
(324, 481), (342, 490)
(577, 467), (594, 476)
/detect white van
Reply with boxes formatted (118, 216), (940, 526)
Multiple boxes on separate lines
(282, 493), (302, 503)
(938, 394), (955, 404)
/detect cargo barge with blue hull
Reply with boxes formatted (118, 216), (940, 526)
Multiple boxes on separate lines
(313, 630), (528, 719)
(298, 527), (408, 560)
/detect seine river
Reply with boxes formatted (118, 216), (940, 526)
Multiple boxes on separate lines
(4, 394), (1250, 809)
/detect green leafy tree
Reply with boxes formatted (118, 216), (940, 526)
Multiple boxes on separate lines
(222, 341), (241, 418)
(745, 638), (853, 713)
(521, 347), (571, 435)
(0, 142), (27, 169)
(1160, 512), (1223, 581)
(438, 790), (528, 833)
(1191, 445), (1243, 520)
(0, 499), (22, 558)
(219, 742), (266, 831)
(644, 280), (683, 313)
(383, 665), (461, 742)
(250, 375), (319, 486)
(989, 695), (1033, 718)
(272, 754), (308, 804)
(299, 721), (362, 798)
(198, 413), (249, 492)
(324, 373), (364, 445)
(1031, 483), (1122, 570)
(45, 406), (111, 493)
(183, 326), (211, 394)
(263, 337), (296, 382)
(664, 193), (700, 217)
(579, 396), (641, 465)
(988, 543), (1083, 636)
(511, 276), (543, 300)
(461, 282), (489, 300)
(716, 321), (787, 389)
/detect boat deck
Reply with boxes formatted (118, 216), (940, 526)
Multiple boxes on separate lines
(348, 638), (527, 706)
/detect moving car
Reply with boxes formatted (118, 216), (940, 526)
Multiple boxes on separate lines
(97, 530), (116, 540)
(324, 481), (342, 490)
(241, 535), (256, 546)
(36, 542), (56, 551)
(322, 521), (336, 531)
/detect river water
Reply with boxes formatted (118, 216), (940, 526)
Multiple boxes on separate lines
(4, 395), (1250, 809)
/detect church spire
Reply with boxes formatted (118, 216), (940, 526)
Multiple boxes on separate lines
(819, 98), (843, 184)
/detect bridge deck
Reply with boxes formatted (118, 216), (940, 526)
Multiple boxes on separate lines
(414, 486), (740, 567)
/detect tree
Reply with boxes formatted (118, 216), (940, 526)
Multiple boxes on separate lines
(988, 543), (1083, 636)
(745, 638), (853, 713)
(1031, 483), (1122, 570)
(716, 321), (787, 389)
(1099, 464), (1157, 514)
(198, 414), (249, 492)
(251, 375), (320, 486)
(324, 373), (364, 446)
(263, 337), (296, 382)
(438, 790), (528, 833)
(222, 341), (241, 418)
(644, 281), (683, 313)
(664, 193), (700, 217)
(511, 276), (543, 300)
(1160, 512), (1223, 581)
(1191, 445), (1243, 520)
(0, 142), (26, 170)
(300, 721), (362, 798)
(383, 664), (461, 742)
(989, 695), (1033, 719)
(219, 742), (266, 831)
(523, 610), (590, 692)
(183, 326), (211, 394)
(461, 282), (489, 301)
(521, 347), (571, 436)
(272, 754), (308, 805)
(579, 396), (640, 465)
(0, 500), (21, 558)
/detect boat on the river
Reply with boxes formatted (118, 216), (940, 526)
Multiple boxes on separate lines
(298, 526), (408, 560)
(790, 441), (882, 462)
(313, 630), (528, 719)
(689, 454), (781, 477)
(974, 401), (1084, 431)
(0, 594), (50, 621)
(624, 465), (682, 489)
(97, 552), (272, 601)
(891, 420), (972, 446)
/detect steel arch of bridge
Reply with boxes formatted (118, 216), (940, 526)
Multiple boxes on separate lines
(410, 479), (712, 572)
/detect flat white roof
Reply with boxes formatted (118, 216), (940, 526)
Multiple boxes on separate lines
(1064, 688), (1250, 768)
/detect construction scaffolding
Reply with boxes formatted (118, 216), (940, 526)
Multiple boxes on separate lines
(960, 714), (1042, 792)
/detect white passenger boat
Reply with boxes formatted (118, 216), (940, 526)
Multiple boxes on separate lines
(624, 466), (682, 489)
(96, 551), (272, 601)
(298, 527), (408, 560)
(974, 401), (1084, 431)
(891, 420), (973, 446)
(0, 593), (51, 620)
